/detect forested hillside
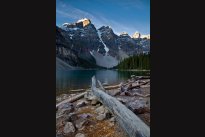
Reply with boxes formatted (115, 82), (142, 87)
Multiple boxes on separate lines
(116, 54), (150, 70)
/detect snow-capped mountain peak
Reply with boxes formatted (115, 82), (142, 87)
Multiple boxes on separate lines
(132, 31), (141, 38)
(62, 23), (70, 26)
(77, 18), (89, 23)
(120, 32), (129, 36)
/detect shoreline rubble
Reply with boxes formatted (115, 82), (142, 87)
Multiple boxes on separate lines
(56, 75), (150, 137)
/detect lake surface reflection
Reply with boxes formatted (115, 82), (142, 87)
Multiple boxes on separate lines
(56, 69), (149, 92)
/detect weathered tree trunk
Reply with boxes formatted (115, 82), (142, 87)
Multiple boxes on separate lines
(104, 84), (121, 90)
(97, 80), (106, 92)
(135, 76), (150, 80)
(127, 81), (150, 91)
(133, 92), (150, 98)
(69, 89), (86, 92)
(91, 76), (150, 137)
(56, 92), (87, 108)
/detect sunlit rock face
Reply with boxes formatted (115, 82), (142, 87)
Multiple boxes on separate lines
(62, 18), (91, 29)
(76, 18), (91, 27)
(132, 32), (141, 39)
(141, 34), (150, 39)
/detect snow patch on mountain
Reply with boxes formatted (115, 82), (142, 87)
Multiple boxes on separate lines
(61, 25), (79, 31)
(62, 23), (70, 26)
(77, 18), (89, 23)
(90, 51), (118, 68)
(97, 30), (109, 55)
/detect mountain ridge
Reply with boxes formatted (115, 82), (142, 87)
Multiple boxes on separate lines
(56, 18), (150, 69)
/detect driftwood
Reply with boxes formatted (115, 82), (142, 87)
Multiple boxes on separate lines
(104, 84), (121, 90)
(133, 93), (150, 98)
(127, 81), (150, 91)
(68, 84), (121, 92)
(91, 76), (150, 137)
(56, 92), (87, 108)
(69, 89), (86, 92)
(135, 76), (150, 80)
(97, 80), (106, 92)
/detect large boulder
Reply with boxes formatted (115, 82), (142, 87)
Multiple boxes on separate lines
(63, 122), (75, 134)
(57, 103), (74, 116)
(74, 118), (89, 130)
(95, 106), (106, 114)
(127, 99), (148, 114)
(78, 113), (93, 119)
(76, 100), (87, 108)
(67, 112), (78, 122)
(96, 114), (106, 121)
(75, 133), (86, 137)
(95, 106), (111, 120)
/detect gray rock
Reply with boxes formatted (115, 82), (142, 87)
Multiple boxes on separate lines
(78, 113), (92, 119)
(56, 133), (64, 137)
(120, 91), (132, 96)
(95, 106), (111, 120)
(75, 133), (86, 137)
(95, 106), (105, 114)
(96, 114), (106, 121)
(57, 102), (74, 116)
(120, 92), (126, 96)
(127, 100), (148, 114)
(57, 107), (74, 116)
(109, 117), (116, 122)
(63, 122), (75, 134)
(75, 118), (89, 130)
(58, 102), (73, 110)
(91, 99), (99, 105)
(76, 100), (86, 108)
(56, 115), (65, 128)
(84, 93), (97, 102)
(68, 112), (78, 122)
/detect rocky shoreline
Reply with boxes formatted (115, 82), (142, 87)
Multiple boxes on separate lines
(56, 75), (150, 137)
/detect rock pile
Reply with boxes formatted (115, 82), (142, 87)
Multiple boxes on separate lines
(56, 75), (150, 136)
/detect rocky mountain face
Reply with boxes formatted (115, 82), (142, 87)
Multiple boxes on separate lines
(56, 18), (150, 69)
(132, 32), (141, 39)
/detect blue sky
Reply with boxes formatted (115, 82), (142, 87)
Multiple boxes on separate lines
(56, 0), (150, 35)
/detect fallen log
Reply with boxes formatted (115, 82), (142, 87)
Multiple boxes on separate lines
(145, 94), (150, 97)
(104, 84), (121, 90)
(56, 92), (87, 108)
(135, 76), (150, 80)
(133, 92), (150, 98)
(91, 76), (150, 137)
(127, 81), (150, 91)
(69, 89), (86, 92)
(140, 85), (150, 88)
(68, 84), (121, 92)
(97, 80), (106, 92)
